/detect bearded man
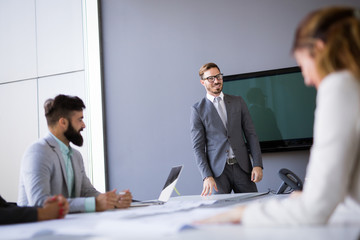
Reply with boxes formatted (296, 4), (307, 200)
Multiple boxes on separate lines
(18, 94), (132, 213)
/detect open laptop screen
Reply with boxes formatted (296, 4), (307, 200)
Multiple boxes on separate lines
(158, 165), (183, 202)
(162, 165), (182, 190)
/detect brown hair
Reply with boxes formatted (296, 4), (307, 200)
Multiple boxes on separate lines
(199, 62), (221, 79)
(292, 6), (360, 79)
(44, 94), (85, 127)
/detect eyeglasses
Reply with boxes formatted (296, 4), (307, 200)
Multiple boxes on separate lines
(202, 73), (223, 83)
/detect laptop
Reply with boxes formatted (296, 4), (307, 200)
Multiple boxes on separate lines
(131, 165), (183, 207)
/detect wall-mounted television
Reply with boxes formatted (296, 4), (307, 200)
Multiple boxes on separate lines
(223, 67), (316, 153)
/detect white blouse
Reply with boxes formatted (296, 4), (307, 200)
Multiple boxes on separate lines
(242, 71), (360, 226)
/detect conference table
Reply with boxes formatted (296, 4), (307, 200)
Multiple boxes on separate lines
(0, 192), (359, 240)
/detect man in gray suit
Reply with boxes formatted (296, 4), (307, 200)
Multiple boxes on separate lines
(18, 94), (132, 212)
(190, 63), (263, 196)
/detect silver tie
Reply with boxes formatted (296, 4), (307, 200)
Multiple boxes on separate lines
(216, 97), (227, 128)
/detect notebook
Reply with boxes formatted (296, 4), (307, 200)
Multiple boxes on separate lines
(131, 165), (183, 207)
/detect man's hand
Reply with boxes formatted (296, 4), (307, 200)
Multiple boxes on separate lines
(201, 176), (218, 196)
(95, 189), (119, 211)
(38, 194), (69, 221)
(96, 189), (133, 211)
(115, 190), (132, 209)
(251, 166), (263, 183)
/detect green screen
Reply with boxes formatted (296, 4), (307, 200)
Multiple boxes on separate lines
(223, 69), (316, 144)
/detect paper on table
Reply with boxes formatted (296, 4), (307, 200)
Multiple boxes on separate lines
(0, 193), (269, 239)
(92, 194), (270, 237)
(93, 207), (233, 237)
(97, 197), (218, 220)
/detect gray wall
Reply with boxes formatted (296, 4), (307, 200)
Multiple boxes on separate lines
(100, 0), (359, 200)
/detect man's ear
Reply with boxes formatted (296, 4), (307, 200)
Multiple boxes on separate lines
(200, 79), (205, 86)
(58, 117), (68, 129)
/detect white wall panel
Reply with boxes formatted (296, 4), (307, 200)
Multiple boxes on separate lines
(0, 0), (102, 201)
(0, 80), (38, 202)
(0, 0), (37, 83)
(37, 71), (90, 174)
(36, 0), (84, 76)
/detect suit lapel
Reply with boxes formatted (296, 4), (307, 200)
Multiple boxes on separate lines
(223, 94), (233, 129)
(45, 134), (70, 196)
(71, 153), (82, 197)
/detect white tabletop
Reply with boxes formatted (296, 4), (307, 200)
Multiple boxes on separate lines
(0, 192), (359, 240)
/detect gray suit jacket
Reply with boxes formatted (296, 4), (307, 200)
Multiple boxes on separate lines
(17, 133), (100, 213)
(190, 94), (262, 180)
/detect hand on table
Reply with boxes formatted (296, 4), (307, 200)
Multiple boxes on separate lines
(201, 176), (218, 196)
(115, 189), (132, 209)
(96, 189), (119, 211)
(96, 189), (133, 211)
(38, 194), (69, 221)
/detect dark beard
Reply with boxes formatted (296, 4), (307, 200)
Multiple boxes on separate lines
(64, 120), (84, 147)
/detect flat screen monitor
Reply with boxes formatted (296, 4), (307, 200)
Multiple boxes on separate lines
(223, 67), (316, 152)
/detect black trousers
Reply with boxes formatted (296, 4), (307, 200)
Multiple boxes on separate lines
(214, 163), (258, 194)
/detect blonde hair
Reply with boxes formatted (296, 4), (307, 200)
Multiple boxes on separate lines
(292, 6), (360, 79)
(199, 63), (220, 79)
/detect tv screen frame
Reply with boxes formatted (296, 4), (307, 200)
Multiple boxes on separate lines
(223, 66), (316, 153)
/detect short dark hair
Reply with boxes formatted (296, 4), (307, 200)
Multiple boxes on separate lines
(199, 62), (221, 79)
(44, 94), (86, 126)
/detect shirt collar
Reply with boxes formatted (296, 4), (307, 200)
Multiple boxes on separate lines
(49, 132), (73, 157)
(206, 92), (224, 103)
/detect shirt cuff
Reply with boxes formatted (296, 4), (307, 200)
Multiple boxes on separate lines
(84, 197), (96, 212)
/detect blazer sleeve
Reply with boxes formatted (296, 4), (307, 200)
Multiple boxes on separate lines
(190, 104), (213, 179)
(66, 176), (99, 213)
(240, 97), (263, 168)
(0, 196), (37, 225)
(19, 143), (55, 207)
(68, 150), (100, 213)
(73, 150), (100, 198)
